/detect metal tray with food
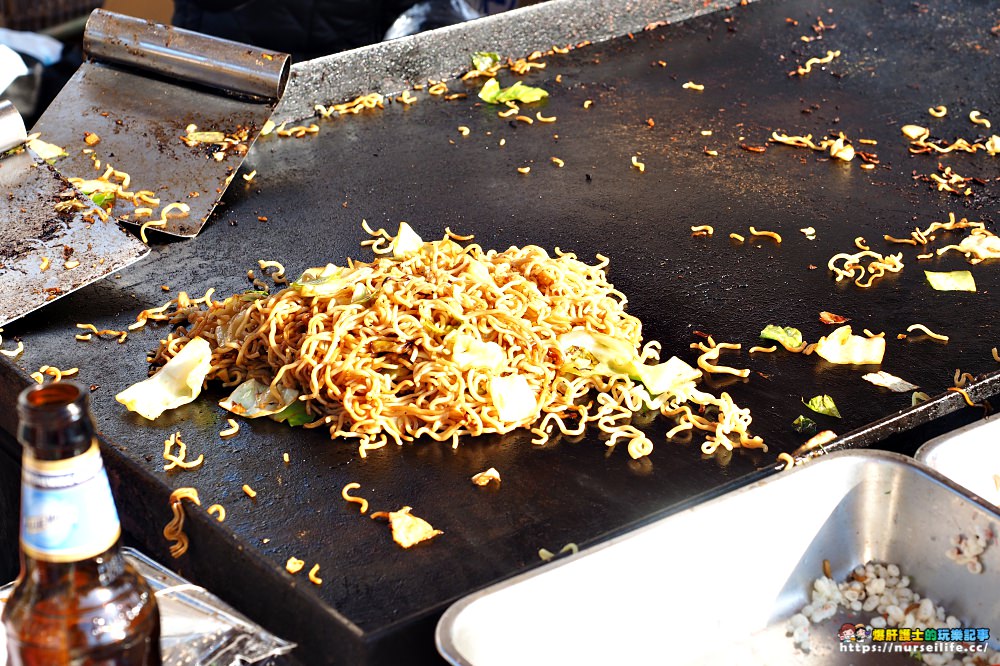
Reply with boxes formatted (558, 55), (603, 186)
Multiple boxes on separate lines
(438, 450), (1000, 665)
(0, 0), (998, 663)
(916, 417), (1000, 510)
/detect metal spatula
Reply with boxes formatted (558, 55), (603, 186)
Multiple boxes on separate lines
(0, 100), (149, 327)
(31, 10), (290, 238)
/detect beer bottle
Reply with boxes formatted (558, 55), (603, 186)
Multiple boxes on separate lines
(2, 381), (161, 665)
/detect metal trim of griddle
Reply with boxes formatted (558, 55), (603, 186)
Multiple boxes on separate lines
(3, 0), (1000, 664)
(274, 0), (744, 123)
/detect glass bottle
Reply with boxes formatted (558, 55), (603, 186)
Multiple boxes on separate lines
(2, 381), (160, 665)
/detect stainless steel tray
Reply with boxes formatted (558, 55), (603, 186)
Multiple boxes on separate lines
(917, 418), (1000, 511)
(437, 451), (1000, 665)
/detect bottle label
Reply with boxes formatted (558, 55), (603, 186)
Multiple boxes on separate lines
(20, 442), (122, 563)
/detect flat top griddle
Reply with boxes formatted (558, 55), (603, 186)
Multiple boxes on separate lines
(1, 0), (999, 663)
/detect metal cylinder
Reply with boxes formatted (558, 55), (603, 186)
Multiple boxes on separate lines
(0, 100), (26, 153)
(83, 9), (290, 101)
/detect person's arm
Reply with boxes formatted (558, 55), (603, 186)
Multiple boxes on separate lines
(186, 0), (253, 11)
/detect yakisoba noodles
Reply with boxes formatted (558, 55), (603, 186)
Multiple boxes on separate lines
(148, 223), (763, 459)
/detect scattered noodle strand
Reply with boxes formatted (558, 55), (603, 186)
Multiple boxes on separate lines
(163, 487), (201, 558)
(906, 323), (949, 342)
(341, 482), (369, 514)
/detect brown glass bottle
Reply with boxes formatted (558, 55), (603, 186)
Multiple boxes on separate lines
(2, 381), (161, 666)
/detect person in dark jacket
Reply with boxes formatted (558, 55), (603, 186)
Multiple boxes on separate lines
(172, 0), (480, 62)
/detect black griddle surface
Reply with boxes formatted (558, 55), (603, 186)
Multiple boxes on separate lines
(2, 0), (999, 663)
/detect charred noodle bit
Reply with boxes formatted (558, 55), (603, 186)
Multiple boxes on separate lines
(163, 488), (201, 558)
(285, 557), (305, 574)
(308, 564), (322, 585)
(749, 227), (782, 243)
(928, 166), (973, 196)
(340, 483), (369, 514)
(906, 324), (949, 342)
(207, 504), (225, 522)
(162, 431), (204, 471)
(788, 50), (841, 77)
(777, 452), (795, 470)
(148, 224), (763, 460)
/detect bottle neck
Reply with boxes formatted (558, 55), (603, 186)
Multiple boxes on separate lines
(21, 542), (126, 588)
(17, 381), (95, 461)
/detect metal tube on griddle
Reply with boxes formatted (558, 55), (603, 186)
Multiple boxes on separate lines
(0, 101), (26, 153)
(83, 9), (290, 101)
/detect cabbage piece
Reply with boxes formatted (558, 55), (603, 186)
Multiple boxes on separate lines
(450, 333), (505, 371)
(633, 356), (701, 396)
(955, 233), (1000, 262)
(924, 270), (976, 292)
(219, 378), (299, 418)
(271, 401), (311, 426)
(760, 325), (804, 351)
(26, 138), (67, 162)
(73, 179), (118, 194)
(478, 78), (548, 104)
(89, 191), (115, 207)
(490, 375), (537, 423)
(862, 371), (918, 393)
(392, 222), (424, 259)
(115, 337), (212, 420)
(471, 52), (500, 71)
(186, 131), (225, 143)
(803, 394), (842, 418)
(292, 264), (374, 299)
(558, 329), (700, 397)
(792, 415), (818, 435)
(814, 325), (884, 365)
(384, 506), (442, 549)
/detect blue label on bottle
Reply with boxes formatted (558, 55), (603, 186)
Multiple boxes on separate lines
(20, 442), (121, 563)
